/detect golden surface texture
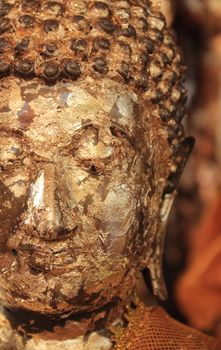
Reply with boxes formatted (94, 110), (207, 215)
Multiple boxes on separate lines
(0, 76), (171, 315)
(0, 0), (191, 319)
(0, 0), (186, 145)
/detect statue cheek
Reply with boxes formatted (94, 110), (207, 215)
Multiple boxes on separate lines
(97, 185), (139, 255)
(0, 181), (27, 248)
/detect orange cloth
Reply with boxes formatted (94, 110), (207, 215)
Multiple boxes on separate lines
(114, 304), (218, 350)
(177, 196), (221, 333)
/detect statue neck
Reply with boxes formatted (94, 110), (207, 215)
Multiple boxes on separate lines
(0, 303), (114, 349)
(5, 299), (125, 339)
(0, 274), (155, 348)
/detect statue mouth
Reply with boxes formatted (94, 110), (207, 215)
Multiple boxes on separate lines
(28, 249), (76, 273)
(11, 243), (77, 274)
(6, 226), (80, 273)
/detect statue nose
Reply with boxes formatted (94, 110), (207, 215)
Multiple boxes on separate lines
(24, 164), (73, 241)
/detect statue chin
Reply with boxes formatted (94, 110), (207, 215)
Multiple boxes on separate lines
(0, 249), (136, 316)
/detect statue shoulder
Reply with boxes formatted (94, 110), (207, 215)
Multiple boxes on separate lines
(113, 303), (218, 350)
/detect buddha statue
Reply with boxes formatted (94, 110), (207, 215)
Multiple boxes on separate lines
(0, 0), (218, 349)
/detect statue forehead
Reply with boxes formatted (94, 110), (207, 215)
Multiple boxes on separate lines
(0, 77), (141, 135)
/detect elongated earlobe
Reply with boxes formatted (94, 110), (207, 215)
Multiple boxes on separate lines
(147, 136), (195, 300)
(148, 190), (176, 300)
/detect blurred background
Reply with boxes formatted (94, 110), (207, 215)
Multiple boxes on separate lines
(158, 0), (221, 339)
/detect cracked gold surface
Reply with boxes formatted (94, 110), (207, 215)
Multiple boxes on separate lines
(0, 0), (191, 321)
(0, 76), (170, 315)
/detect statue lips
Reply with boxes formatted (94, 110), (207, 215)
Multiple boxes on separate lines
(6, 225), (80, 272)
(28, 249), (76, 274)
(12, 241), (76, 274)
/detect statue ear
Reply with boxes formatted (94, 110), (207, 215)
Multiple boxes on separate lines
(147, 136), (195, 300)
(148, 191), (176, 300)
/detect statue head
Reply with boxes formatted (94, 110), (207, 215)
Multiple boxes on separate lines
(0, 0), (192, 317)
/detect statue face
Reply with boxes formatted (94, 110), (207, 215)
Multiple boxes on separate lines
(0, 77), (162, 315)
